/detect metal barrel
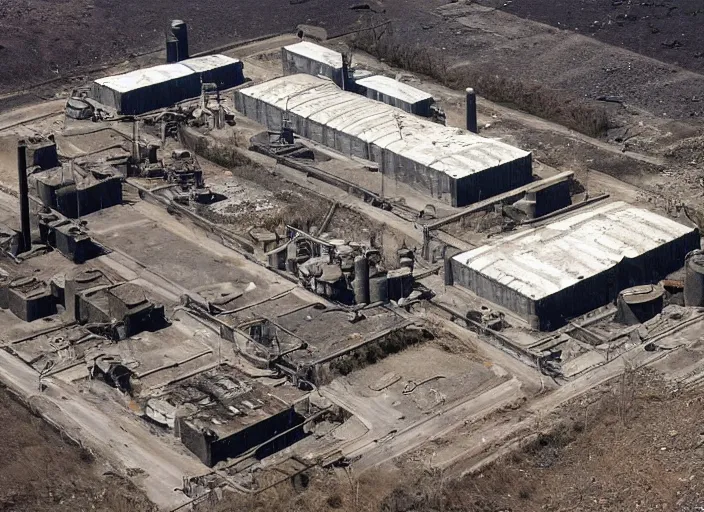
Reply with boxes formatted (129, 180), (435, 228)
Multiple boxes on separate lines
(685, 249), (704, 307)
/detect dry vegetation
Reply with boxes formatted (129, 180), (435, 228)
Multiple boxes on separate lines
(0, 386), (155, 512)
(205, 369), (704, 512)
(351, 23), (610, 138)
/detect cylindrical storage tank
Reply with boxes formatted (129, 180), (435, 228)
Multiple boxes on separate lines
(353, 256), (370, 305)
(685, 249), (704, 307)
(337, 245), (355, 272)
(615, 284), (665, 325)
(369, 273), (389, 304)
(397, 247), (414, 271)
(397, 247), (413, 260)
(166, 36), (179, 63)
(399, 257), (414, 270)
(171, 20), (189, 61)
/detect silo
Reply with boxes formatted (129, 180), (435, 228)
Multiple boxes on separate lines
(166, 35), (179, 64)
(171, 20), (189, 62)
(685, 249), (704, 306)
(353, 256), (370, 305)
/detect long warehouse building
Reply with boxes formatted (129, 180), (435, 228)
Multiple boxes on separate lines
(235, 74), (532, 207)
(450, 201), (700, 330)
(91, 55), (245, 115)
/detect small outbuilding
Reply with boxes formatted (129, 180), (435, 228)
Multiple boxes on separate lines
(354, 75), (435, 117)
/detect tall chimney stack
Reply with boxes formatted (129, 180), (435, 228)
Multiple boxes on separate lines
(17, 141), (31, 253)
(466, 87), (478, 134)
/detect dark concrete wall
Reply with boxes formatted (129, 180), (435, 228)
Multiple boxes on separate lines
(179, 418), (212, 466)
(452, 227), (701, 330)
(179, 407), (304, 467)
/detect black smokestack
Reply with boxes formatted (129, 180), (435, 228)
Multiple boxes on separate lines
(17, 141), (31, 252)
(466, 87), (478, 134)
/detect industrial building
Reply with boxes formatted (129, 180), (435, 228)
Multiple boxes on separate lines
(160, 366), (310, 467)
(354, 75), (435, 117)
(280, 42), (441, 119)
(235, 74), (532, 206)
(282, 42), (346, 88)
(91, 55), (245, 115)
(180, 54), (245, 91)
(450, 201), (700, 330)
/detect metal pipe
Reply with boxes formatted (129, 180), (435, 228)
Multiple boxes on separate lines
(17, 141), (31, 252)
(466, 87), (478, 134)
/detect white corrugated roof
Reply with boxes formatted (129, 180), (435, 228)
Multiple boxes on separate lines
(355, 75), (434, 104)
(452, 201), (697, 300)
(238, 74), (530, 179)
(94, 63), (195, 93)
(181, 54), (241, 72)
(283, 42), (343, 69)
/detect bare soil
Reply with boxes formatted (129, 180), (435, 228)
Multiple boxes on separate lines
(486, 0), (704, 74)
(0, 386), (155, 512)
(0, 0), (363, 94)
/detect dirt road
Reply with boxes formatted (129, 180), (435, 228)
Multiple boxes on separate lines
(0, 349), (203, 510)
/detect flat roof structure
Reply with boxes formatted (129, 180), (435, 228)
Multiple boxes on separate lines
(451, 201), (700, 330)
(355, 75), (433, 104)
(218, 289), (415, 384)
(94, 64), (195, 93)
(90, 55), (244, 115)
(283, 42), (343, 69)
(181, 55), (245, 91)
(235, 74), (532, 206)
(354, 75), (435, 116)
(281, 42), (345, 88)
